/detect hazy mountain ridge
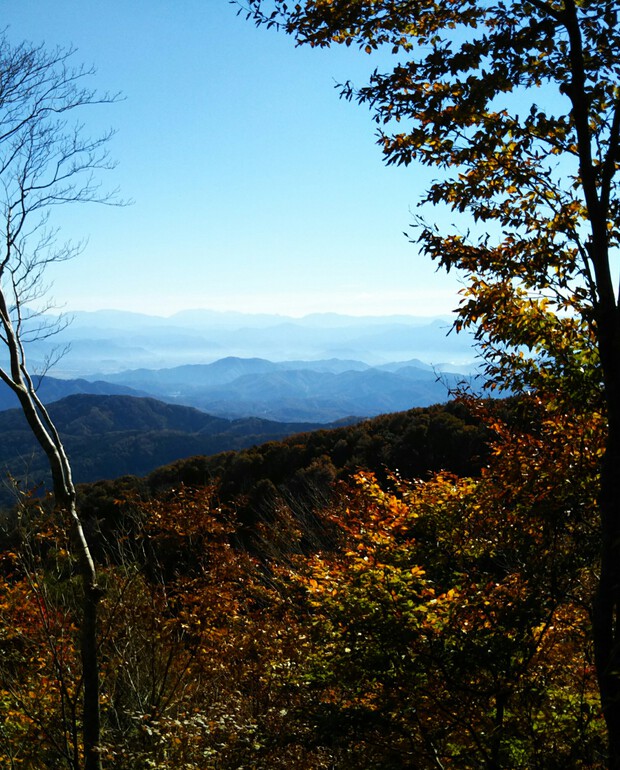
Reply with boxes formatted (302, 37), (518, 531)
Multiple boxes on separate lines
(23, 310), (477, 376)
(83, 356), (475, 423)
(0, 355), (478, 423)
(181, 367), (462, 422)
(0, 376), (149, 412)
(0, 310), (482, 501)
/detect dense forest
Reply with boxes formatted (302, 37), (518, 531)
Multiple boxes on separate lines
(71, 401), (490, 537)
(76, 399), (490, 545)
(0, 392), (604, 767)
(2, 0), (620, 768)
(0, 393), (354, 509)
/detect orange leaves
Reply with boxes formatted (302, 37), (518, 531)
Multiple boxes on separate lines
(0, 389), (606, 767)
(141, 483), (231, 541)
(0, 570), (82, 767)
(280, 389), (604, 766)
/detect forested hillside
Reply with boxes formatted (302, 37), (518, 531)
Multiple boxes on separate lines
(0, 394), (350, 507)
(77, 398), (491, 545)
(1, 393), (605, 767)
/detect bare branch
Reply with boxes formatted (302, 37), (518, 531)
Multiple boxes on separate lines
(0, 32), (122, 769)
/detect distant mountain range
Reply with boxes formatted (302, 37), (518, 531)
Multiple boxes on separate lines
(23, 309), (477, 376)
(0, 309), (484, 504)
(88, 356), (476, 422)
(0, 377), (148, 412)
(0, 356), (479, 423)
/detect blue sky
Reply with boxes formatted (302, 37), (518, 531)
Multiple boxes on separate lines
(4, 0), (464, 318)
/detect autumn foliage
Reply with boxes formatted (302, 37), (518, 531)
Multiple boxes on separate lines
(292, 398), (604, 767)
(0, 391), (607, 768)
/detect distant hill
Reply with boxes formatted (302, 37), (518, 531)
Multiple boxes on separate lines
(0, 375), (148, 412)
(0, 394), (348, 507)
(0, 356), (478, 423)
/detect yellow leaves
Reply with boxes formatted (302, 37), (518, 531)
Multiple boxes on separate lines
(307, 577), (320, 592)
(441, 586), (459, 603)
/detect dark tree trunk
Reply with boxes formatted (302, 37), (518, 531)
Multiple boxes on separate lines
(594, 410), (620, 770)
(592, 306), (620, 770)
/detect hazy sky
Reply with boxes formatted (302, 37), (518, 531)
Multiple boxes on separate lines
(4, 1), (465, 318)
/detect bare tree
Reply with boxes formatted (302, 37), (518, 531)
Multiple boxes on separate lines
(0, 33), (121, 770)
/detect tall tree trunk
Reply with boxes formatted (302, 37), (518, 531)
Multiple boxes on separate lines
(593, 308), (620, 770)
(40, 430), (103, 770)
(0, 325), (103, 769)
(80, 549), (102, 770)
(594, 412), (620, 770)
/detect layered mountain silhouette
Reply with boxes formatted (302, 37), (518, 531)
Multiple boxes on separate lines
(0, 357), (477, 423)
(0, 376), (147, 412)
(0, 310), (483, 506)
(23, 310), (477, 375)
(81, 356), (475, 422)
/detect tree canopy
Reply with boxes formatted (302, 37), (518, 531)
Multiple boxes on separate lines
(241, 1), (620, 765)
(243, 1), (618, 347)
